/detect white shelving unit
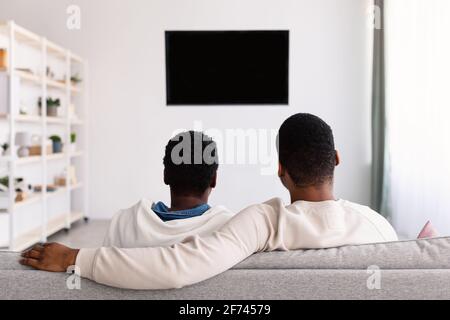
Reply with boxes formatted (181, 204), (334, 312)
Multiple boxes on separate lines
(0, 21), (88, 251)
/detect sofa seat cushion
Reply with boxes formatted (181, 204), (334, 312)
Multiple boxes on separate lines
(2, 269), (450, 300)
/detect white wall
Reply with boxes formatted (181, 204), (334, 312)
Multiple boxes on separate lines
(0, 0), (373, 219)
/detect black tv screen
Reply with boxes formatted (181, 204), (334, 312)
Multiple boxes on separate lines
(165, 31), (289, 105)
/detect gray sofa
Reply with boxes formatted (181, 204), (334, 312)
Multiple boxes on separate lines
(1, 237), (450, 300)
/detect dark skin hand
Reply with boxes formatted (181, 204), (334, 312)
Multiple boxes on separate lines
(20, 243), (80, 272)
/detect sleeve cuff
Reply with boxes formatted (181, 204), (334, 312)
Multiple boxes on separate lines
(75, 248), (98, 280)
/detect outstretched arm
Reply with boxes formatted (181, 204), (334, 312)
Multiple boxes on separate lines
(21, 204), (273, 289)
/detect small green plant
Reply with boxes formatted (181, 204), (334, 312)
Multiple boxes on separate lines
(0, 176), (8, 188)
(38, 97), (61, 108)
(70, 133), (77, 144)
(1, 143), (9, 152)
(49, 135), (62, 143)
(70, 74), (82, 84)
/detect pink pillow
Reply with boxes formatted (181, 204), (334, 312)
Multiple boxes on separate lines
(417, 221), (440, 239)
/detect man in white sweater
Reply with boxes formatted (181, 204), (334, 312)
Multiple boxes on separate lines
(21, 113), (398, 290)
(103, 131), (234, 248)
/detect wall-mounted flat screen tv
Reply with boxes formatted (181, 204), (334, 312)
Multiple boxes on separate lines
(166, 30), (289, 105)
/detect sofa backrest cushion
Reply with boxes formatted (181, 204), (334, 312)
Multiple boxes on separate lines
(0, 252), (29, 270)
(2, 237), (450, 271)
(235, 237), (450, 270)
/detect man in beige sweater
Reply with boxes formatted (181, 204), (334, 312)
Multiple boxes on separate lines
(21, 113), (398, 289)
(103, 131), (234, 248)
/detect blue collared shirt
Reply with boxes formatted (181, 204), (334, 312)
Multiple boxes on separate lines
(152, 201), (211, 222)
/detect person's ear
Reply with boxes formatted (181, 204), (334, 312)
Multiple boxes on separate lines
(278, 163), (291, 190)
(278, 163), (285, 178)
(163, 169), (169, 185)
(210, 172), (217, 189)
(335, 150), (340, 167)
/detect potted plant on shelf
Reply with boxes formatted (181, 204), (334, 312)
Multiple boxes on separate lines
(1, 143), (9, 156)
(70, 132), (77, 153)
(70, 74), (82, 85)
(0, 176), (9, 208)
(49, 135), (63, 154)
(38, 97), (61, 117)
(0, 176), (32, 204)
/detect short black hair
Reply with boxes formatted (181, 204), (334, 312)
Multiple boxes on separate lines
(277, 113), (336, 187)
(163, 131), (218, 194)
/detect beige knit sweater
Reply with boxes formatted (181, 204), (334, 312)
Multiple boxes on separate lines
(102, 199), (234, 248)
(76, 198), (398, 289)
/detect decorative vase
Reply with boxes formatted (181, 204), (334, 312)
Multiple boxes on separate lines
(2, 148), (10, 157)
(47, 105), (58, 117)
(15, 132), (31, 158)
(17, 146), (30, 158)
(52, 141), (63, 154)
(0, 49), (7, 70)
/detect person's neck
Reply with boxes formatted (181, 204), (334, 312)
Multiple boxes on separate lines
(169, 191), (209, 212)
(289, 183), (336, 204)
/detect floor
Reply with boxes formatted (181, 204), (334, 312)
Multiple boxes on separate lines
(48, 220), (109, 248)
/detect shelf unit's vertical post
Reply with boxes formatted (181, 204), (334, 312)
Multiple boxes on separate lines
(40, 38), (48, 243)
(7, 21), (16, 251)
(83, 61), (89, 219)
(65, 50), (71, 228)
